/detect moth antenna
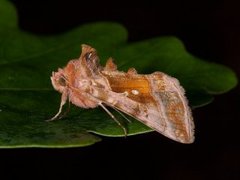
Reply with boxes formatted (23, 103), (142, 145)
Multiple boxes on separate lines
(47, 90), (68, 122)
(99, 103), (127, 136)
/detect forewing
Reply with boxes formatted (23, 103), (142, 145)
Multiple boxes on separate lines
(146, 72), (194, 143)
(96, 71), (194, 143)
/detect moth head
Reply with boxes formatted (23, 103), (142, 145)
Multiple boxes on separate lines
(51, 69), (68, 93)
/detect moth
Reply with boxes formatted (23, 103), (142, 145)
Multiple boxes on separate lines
(49, 44), (194, 143)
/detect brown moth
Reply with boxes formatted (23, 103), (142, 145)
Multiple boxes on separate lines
(50, 44), (194, 143)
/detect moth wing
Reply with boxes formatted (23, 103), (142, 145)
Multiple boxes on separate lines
(96, 71), (194, 143)
(145, 72), (194, 143)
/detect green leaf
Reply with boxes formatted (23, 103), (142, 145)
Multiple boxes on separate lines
(0, 0), (17, 30)
(0, 0), (237, 148)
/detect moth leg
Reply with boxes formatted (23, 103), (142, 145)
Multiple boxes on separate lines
(47, 90), (68, 121)
(99, 103), (127, 136)
(58, 99), (71, 120)
(112, 107), (132, 123)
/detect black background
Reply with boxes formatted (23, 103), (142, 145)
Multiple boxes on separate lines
(1, 0), (240, 179)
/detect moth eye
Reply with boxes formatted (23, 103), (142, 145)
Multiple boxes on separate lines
(85, 52), (93, 61)
(58, 77), (66, 86)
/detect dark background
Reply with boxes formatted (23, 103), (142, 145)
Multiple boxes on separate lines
(1, 0), (240, 179)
